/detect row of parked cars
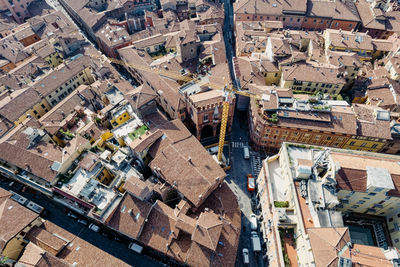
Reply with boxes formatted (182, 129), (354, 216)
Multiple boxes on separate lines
(67, 210), (143, 253)
(67, 211), (101, 232)
(242, 213), (262, 264)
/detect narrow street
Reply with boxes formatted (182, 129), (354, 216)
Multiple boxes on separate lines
(222, 0), (235, 81)
(225, 110), (266, 267)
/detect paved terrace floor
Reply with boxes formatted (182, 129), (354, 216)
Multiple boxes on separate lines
(268, 159), (287, 202)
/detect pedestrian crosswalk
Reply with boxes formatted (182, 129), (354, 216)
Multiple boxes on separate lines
(252, 155), (262, 177)
(231, 141), (245, 148)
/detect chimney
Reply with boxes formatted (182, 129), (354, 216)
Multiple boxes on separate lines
(188, 157), (193, 164)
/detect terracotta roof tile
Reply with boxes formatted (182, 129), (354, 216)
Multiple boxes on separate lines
(191, 211), (223, 250)
(0, 88), (41, 122)
(128, 129), (163, 153)
(107, 193), (152, 239)
(0, 197), (38, 251)
(26, 226), (67, 256)
(307, 227), (350, 267)
(35, 221), (130, 266)
(282, 64), (346, 85)
(149, 120), (226, 207)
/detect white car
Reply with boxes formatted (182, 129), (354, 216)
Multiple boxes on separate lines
(67, 211), (77, 219)
(250, 214), (257, 230)
(77, 219), (88, 226)
(88, 223), (100, 232)
(242, 248), (249, 264)
(128, 242), (143, 254)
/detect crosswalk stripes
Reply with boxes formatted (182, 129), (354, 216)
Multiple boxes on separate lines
(231, 141), (245, 148)
(251, 155), (262, 176)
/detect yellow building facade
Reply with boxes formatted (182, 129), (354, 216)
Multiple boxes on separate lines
(111, 110), (131, 128)
(45, 66), (94, 107)
(45, 51), (63, 68)
(342, 136), (386, 152)
(264, 71), (281, 86)
(280, 79), (344, 95)
(15, 98), (52, 126)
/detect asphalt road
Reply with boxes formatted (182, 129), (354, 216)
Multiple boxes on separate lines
(222, 0), (235, 82)
(225, 110), (266, 267)
(0, 176), (163, 267)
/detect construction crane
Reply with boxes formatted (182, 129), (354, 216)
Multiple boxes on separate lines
(217, 80), (233, 162)
(90, 54), (260, 164)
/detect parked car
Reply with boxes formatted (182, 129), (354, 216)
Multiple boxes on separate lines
(247, 174), (255, 192)
(88, 223), (100, 232)
(67, 211), (77, 219)
(243, 146), (250, 159)
(242, 248), (249, 264)
(128, 242), (143, 254)
(77, 219), (88, 226)
(250, 214), (257, 230)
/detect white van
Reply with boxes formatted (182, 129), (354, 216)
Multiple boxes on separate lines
(250, 214), (257, 230)
(243, 146), (250, 159)
(128, 242), (143, 254)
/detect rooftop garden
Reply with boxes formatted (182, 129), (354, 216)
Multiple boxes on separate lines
(279, 229), (296, 267)
(59, 129), (75, 140)
(311, 105), (330, 111)
(274, 201), (289, 208)
(267, 113), (279, 123)
(128, 124), (149, 141)
(149, 46), (167, 59)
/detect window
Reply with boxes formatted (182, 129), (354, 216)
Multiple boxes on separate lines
(349, 141), (355, 146)
(274, 73), (278, 77)
(41, 104), (45, 108)
(371, 144), (378, 149)
(374, 187), (384, 192)
(361, 142), (367, 147)
(368, 192), (376, 196)
(203, 114), (209, 122)
(33, 110), (38, 115)
(282, 18), (286, 21)
(297, 18), (300, 22)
